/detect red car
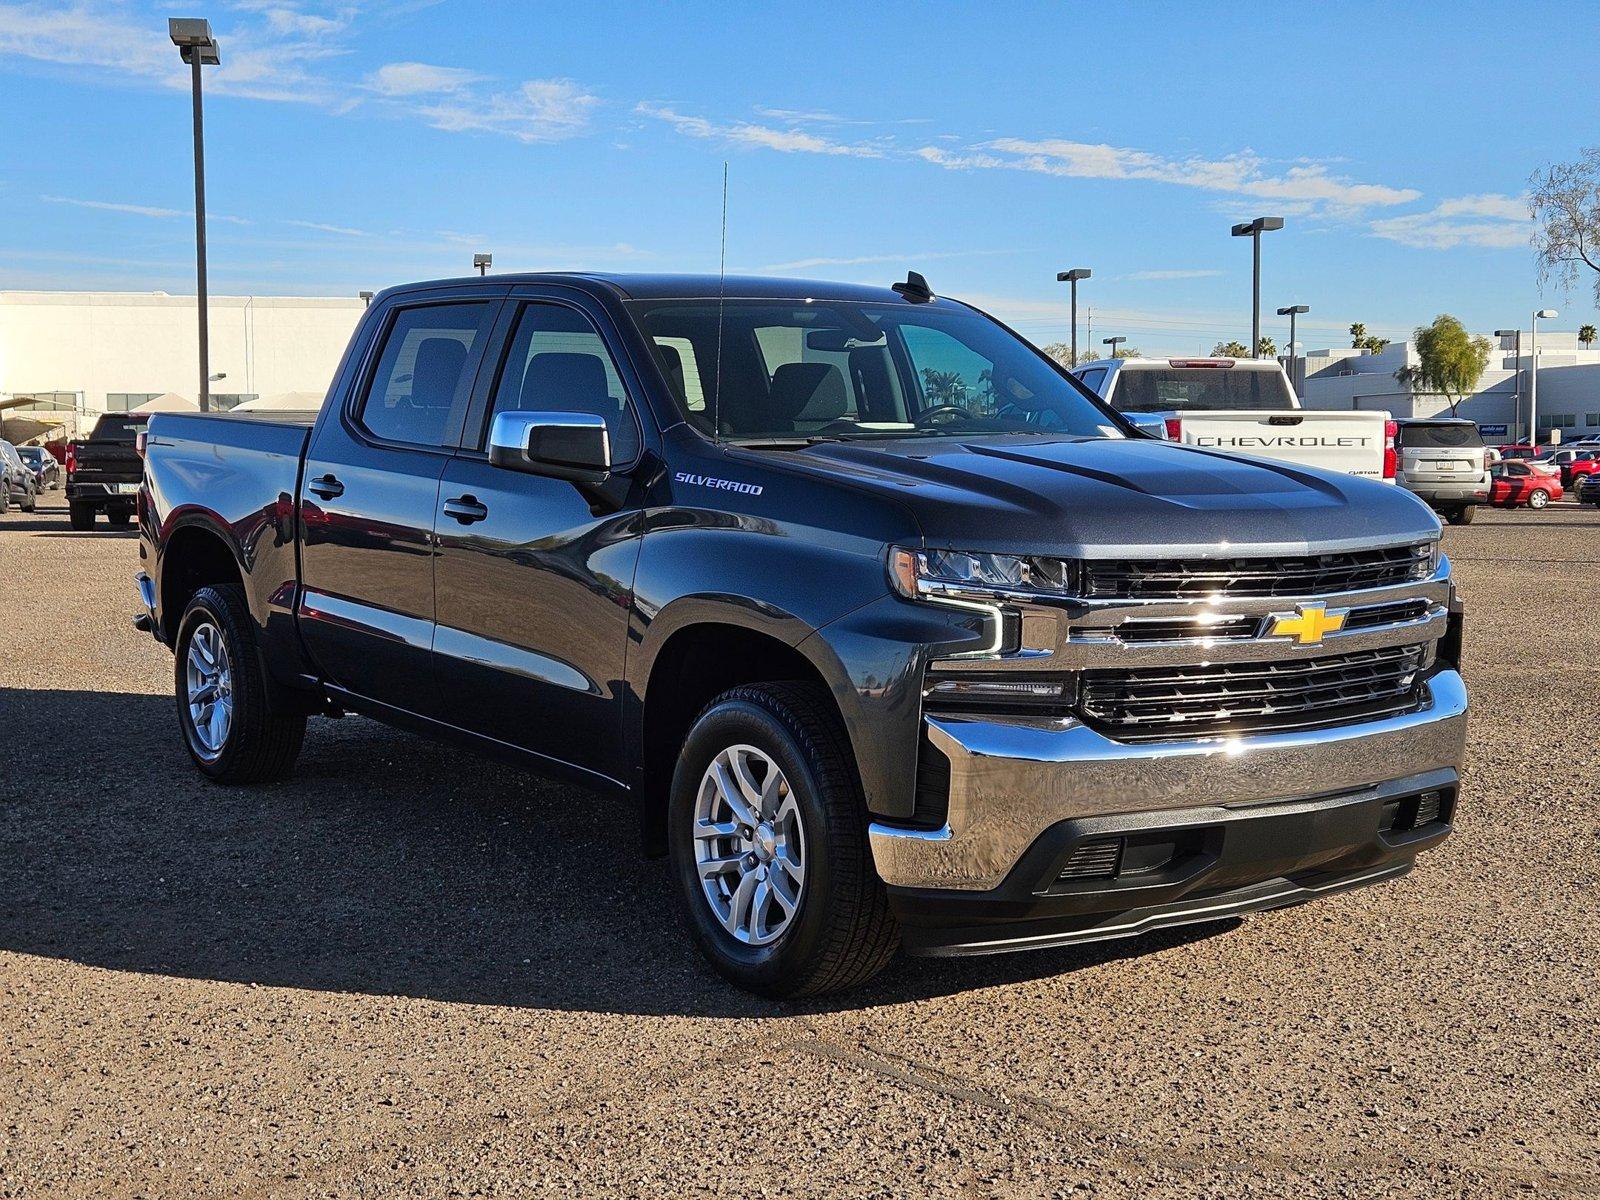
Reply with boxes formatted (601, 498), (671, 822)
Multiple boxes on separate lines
(1534, 447), (1600, 490)
(1489, 461), (1563, 509)
(1493, 443), (1541, 462)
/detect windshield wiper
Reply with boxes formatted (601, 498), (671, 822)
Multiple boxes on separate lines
(731, 436), (844, 450)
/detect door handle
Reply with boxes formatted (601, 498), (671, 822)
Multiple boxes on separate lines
(308, 473), (344, 500)
(443, 495), (489, 524)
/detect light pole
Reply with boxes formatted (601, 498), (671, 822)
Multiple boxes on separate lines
(1530, 309), (1558, 445)
(474, 253), (492, 276)
(1494, 328), (1523, 440)
(1102, 335), (1126, 359)
(1232, 216), (1285, 358)
(359, 290), (374, 307)
(1056, 268), (1091, 366)
(169, 18), (221, 412)
(1276, 304), (1309, 391)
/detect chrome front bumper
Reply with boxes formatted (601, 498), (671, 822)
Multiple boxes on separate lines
(869, 667), (1468, 891)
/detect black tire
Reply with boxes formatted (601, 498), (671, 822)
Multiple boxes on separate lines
(174, 584), (306, 783)
(1445, 505), (1475, 525)
(0, 487), (9, 515)
(668, 682), (898, 998)
(68, 502), (94, 530)
(21, 485), (36, 513)
(105, 509), (132, 527)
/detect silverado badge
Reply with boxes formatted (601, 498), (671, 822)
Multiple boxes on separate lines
(1269, 603), (1348, 645)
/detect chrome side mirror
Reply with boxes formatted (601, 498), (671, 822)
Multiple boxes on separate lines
(488, 411), (611, 484)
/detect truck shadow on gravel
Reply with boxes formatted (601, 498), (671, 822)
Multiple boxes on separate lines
(0, 687), (1238, 1016)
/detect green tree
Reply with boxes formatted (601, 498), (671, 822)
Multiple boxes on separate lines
(920, 368), (967, 404)
(1109, 344), (1141, 359)
(1580, 323), (1597, 348)
(1256, 335), (1277, 358)
(1350, 322), (1390, 354)
(1039, 342), (1077, 367)
(1530, 148), (1600, 305)
(1212, 339), (1249, 357)
(1395, 314), (1492, 418)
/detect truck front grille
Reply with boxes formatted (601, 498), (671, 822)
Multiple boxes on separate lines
(1078, 644), (1427, 742)
(1082, 544), (1433, 600)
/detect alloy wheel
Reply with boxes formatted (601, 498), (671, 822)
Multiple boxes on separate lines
(185, 621), (234, 758)
(692, 744), (807, 946)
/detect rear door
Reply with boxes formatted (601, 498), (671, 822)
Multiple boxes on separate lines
(1397, 423), (1485, 482)
(430, 291), (647, 781)
(298, 293), (502, 707)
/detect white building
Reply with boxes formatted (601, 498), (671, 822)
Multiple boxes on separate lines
(0, 290), (367, 441)
(1293, 330), (1600, 442)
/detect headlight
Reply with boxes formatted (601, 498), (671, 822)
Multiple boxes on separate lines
(888, 547), (1079, 600)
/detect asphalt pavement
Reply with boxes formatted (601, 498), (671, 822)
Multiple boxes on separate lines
(1, 494), (1596, 1198)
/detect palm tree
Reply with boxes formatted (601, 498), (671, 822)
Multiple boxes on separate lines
(1580, 323), (1597, 349)
(920, 369), (967, 405)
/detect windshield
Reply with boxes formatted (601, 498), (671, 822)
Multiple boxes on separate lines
(626, 298), (1124, 442)
(1111, 365), (1296, 413)
(1397, 423), (1483, 449)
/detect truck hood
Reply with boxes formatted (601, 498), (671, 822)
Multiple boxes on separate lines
(766, 435), (1440, 557)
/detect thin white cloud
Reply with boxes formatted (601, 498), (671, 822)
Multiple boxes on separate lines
(638, 103), (886, 158)
(284, 219), (370, 237)
(413, 79), (599, 142)
(753, 106), (868, 126)
(919, 138), (1419, 216)
(366, 61), (486, 97)
(41, 194), (252, 225)
(1123, 269), (1224, 281)
(1369, 193), (1530, 249)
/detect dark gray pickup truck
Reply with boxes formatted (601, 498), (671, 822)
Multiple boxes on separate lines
(136, 272), (1468, 996)
(67, 412), (147, 529)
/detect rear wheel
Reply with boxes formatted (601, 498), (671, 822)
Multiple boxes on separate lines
(1528, 488), (1550, 510)
(21, 484), (36, 513)
(1445, 505), (1475, 525)
(175, 585), (306, 783)
(668, 682), (897, 998)
(68, 502), (94, 530)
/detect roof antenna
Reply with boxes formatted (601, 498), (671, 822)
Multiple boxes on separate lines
(712, 161), (728, 445)
(892, 270), (933, 303)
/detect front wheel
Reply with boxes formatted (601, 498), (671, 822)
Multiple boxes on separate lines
(1445, 505), (1475, 525)
(1528, 488), (1550, 510)
(668, 682), (898, 998)
(175, 585), (306, 783)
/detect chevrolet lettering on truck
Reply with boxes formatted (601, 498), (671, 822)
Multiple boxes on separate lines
(136, 272), (1468, 997)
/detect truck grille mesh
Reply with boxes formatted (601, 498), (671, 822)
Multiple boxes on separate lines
(1082, 544), (1432, 600)
(1078, 644), (1427, 741)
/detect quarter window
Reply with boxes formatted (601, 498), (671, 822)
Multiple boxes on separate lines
(360, 302), (494, 448)
(484, 303), (640, 463)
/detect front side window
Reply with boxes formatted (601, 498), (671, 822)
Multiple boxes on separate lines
(628, 298), (1120, 442)
(482, 302), (641, 463)
(359, 302), (494, 448)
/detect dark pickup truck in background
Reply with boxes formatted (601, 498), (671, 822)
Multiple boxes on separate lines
(67, 412), (147, 529)
(136, 272), (1468, 996)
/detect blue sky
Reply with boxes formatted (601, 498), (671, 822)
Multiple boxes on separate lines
(2, 0), (1596, 354)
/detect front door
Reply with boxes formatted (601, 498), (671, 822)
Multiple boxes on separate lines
(432, 296), (646, 782)
(298, 297), (500, 707)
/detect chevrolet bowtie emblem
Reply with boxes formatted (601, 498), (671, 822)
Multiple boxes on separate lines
(1269, 603), (1347, 645)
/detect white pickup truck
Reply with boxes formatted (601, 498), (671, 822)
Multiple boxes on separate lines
(1072, 357), (1394, 482)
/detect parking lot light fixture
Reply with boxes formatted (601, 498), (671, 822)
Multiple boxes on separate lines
(1531, 309), (1558, 445)
(1056, 268), (1091, 365)
(474, 253), (492, 276)
(1102, 335), (1127, 359)
(1232, 217), (1285, 358)
(168, 17), (220, 413)
(1277, 304), (1309, 390)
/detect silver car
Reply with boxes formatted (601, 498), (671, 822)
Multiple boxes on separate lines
(1393, 419), (1488, 525)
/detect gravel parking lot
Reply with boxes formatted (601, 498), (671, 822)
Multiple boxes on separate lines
(2, 494), (1596, 1198)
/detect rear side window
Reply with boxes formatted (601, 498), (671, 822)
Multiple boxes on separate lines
(1397, 423), (1483, 449)
(360, 302), (494, 448)
(1076, 367), (1107, 393)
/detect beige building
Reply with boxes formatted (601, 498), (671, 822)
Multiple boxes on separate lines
(0, 290), (366, 441)
(1294, 330), (1600, 442)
